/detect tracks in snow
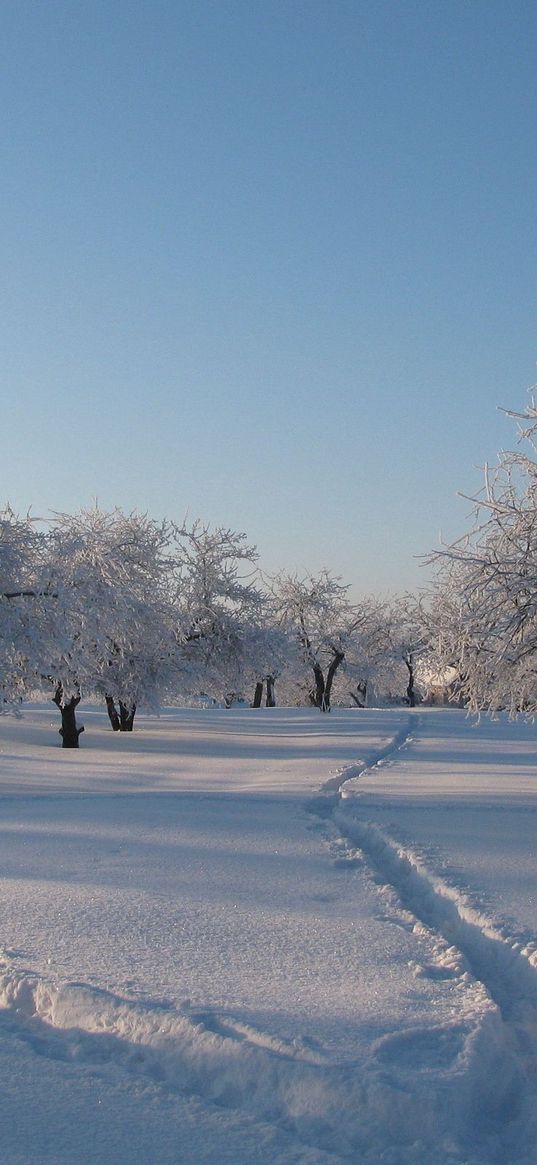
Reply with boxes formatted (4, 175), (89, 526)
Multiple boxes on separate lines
(320, 713), (416, 796)
(327, 713), (537, 1021)
(326, 711), (537, 1146)
(333, 808), (537, 1023)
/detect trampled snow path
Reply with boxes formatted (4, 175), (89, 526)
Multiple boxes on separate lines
(329, 715), (537, 1015)
(329, 711), (537, 1163)
(321, 713), (416, 795)
(1, 706), (537, 1163)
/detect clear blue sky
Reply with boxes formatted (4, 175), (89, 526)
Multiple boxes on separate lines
(2, 0), (536, 595)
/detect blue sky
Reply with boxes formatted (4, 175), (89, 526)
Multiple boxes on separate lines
(2, 0), (537, 594)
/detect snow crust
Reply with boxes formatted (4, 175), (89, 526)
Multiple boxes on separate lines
(0, 705), (536, 1162)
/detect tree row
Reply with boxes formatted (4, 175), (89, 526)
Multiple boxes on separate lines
(1, 508), (425, 745)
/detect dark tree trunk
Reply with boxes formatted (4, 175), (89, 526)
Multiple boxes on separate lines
(252, 681), (263, 708)
(53, 685), (84, 748)
(265, 675), (275, 707)
(312, 663), (325, 710)
(119, 701), (136, 731)
(349, 680), (367, 708)
(405, 658), (416, 707)
(105, 695), (121, 731)
(309, 653), (344, 712)
(106, 696), (136, 730)
(321, 651), (344, 712)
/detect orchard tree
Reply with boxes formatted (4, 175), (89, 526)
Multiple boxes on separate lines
(0, 507), (51, 706)
(343, 597), (393, 707)
(0, 506), (88, 744)
(431, 396), (537, 714)
(174, 521), (264, 704)
(420, 563), (477, 704)
(44, 506), (177, 740)
(386, 596), (429, 707)
(243, 603), (289, 708)
(249, 629), (288, 707)
(272, 570), (363, 711)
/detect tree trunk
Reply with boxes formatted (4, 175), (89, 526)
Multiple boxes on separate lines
(349, 680), (367, 708)
(252, 681), (263, 708)
(265, 675), (275, 707)
(405, 658), (416, 707)
(312, 663), (325, 710)
(321, 651), (344, 712)
(119, 701), (136, 731)
(53, 685), (84, 748)
(107, 696), (136, 730)
(105, 695), (121, 731)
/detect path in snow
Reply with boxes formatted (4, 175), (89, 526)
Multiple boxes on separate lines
(332, 709), (537, 1164)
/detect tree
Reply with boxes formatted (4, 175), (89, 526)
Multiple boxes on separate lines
(244, 608), (288, 707)
(0, 507), (51, 707)
(272, 571), (362, 712)
(174, 520), (263, 704)
(386, 596), (429, 707)
(343, 597), (394, 707)
(43, 506), (177, 737)
(430, 396), (537, 714)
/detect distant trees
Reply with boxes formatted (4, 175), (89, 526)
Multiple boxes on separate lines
(0, 502), (433, 745)
(272, 571), (386, 712)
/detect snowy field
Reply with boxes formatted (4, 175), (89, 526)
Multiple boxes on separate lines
(0, 706), (537, 1164)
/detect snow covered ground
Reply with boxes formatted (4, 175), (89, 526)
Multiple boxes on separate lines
(0, 705), (536, 1163)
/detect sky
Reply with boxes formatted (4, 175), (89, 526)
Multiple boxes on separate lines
(2, 0), (537, 596)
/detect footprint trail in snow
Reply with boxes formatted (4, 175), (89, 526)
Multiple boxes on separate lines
(327, 710), (537, 1164)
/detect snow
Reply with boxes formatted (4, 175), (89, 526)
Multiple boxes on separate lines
(0, 704), (537, 1162)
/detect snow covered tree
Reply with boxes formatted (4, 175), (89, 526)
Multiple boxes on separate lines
(420, 570), (474, 706)
(385, 596), (429, 707)
(431, 396), (537, 714)
(43, 506), (177, 739)
(173, 521), (264, 704)
(243, 606), (289, 708)
(0, 507), (50, 706)
(342, 597), (394, 707)
(272, 571), (363, 711)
